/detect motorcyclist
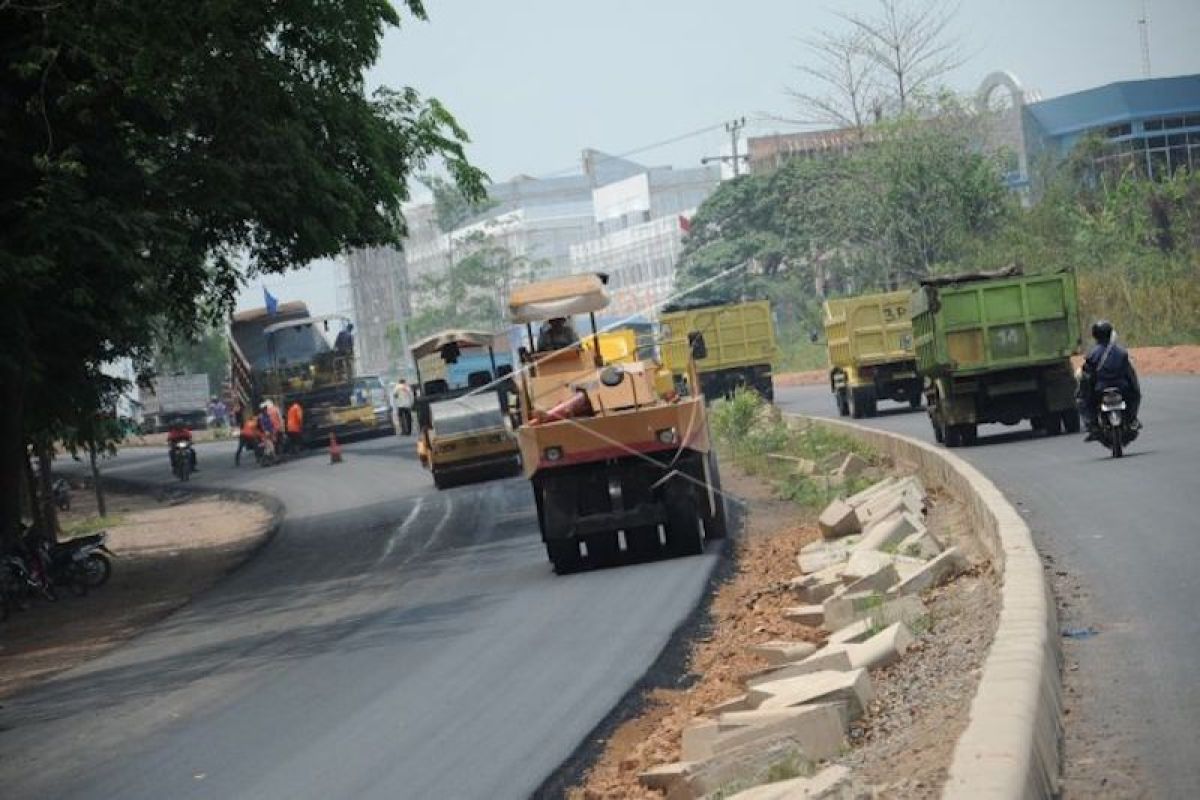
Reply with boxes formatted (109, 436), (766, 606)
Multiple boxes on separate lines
(1079, 320), (1141, 441)
(166, 418), (198, 471)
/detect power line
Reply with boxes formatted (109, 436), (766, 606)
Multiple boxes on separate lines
(536, 121), (730, 179)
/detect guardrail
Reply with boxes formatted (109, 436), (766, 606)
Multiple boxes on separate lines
(785, 414), (1061, 799)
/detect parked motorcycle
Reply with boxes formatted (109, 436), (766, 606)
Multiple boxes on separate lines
(170, 439), (194, 481)
(53, 477), (71, 511)
(1094, 387), (1138, 458)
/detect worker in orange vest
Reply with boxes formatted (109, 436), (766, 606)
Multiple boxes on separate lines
(286, 400), (304, 454)
(236, 415), (259, 466)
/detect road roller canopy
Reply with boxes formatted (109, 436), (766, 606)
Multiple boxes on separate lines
(508, 273), (610, 324)
(409, 329), (497, 360)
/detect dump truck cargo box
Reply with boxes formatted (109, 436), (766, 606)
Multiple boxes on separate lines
(911, 270), (1081, 377)
(823, 290), (914, 370)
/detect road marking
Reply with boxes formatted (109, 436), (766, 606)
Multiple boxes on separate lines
(377, 496), (425, 565)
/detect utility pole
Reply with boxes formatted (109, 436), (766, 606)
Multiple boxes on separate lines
(701, 117), (749, 178)
(1138, 0), (1152, 79)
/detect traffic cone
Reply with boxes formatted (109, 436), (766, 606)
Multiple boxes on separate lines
(329, 432), (343, 464)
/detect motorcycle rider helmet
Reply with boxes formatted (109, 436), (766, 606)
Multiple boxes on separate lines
(1091, 320), (1113, 344)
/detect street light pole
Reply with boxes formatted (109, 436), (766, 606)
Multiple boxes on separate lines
(726, 117), (746, 177)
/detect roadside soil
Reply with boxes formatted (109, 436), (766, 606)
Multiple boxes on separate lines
(0, 485), (274, 700)
(569, 468), (998, 799)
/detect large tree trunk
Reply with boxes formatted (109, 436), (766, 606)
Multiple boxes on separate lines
(35, 441), (60, 542)
(89, 443), (106, 517)
(0, 362), (28, 552)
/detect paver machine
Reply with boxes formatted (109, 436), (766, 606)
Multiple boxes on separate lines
(508, 273), (728, 574)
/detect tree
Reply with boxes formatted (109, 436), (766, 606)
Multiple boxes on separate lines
(0, 2), (485, 547)
(786, 29), (882, 135)
(839, 0), (967, 114)
(157, 329), (230, 396)
(420, 175), (500, 233)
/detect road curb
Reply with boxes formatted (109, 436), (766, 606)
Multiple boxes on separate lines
(784, 414), (1061, 799)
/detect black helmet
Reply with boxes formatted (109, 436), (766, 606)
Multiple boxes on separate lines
(1091, 320), (1113, 343)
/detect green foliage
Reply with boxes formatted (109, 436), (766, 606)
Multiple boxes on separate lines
(419, 174), (499, 233)
(157, 329), (230, 393)
(0, 1), (485, 544)
(408, 235), (548, 338)
(676, 102), (1013, 333)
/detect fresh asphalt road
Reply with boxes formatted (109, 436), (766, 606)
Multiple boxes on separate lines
(778, 376), (1200, 797)
(0, 435), (719, 799)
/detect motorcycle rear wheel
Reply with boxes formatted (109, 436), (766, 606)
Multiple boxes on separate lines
(82, 553), (112, 588)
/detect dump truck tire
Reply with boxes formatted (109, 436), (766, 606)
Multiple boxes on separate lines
(701, 451), (729, 540)
(835, 389), (850, 417)
(547, 540), (583, 574)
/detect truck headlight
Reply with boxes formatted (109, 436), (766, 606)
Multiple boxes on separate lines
(543, 446), (563, 462)
(656, 428), (678, 444)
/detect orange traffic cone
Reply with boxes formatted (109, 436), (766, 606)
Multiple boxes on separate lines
(329, 432), (343, 464)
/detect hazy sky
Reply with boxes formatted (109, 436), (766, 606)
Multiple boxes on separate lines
(241, 0), (1200, 316)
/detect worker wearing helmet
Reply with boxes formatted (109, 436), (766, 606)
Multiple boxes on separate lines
(1080, 320), (1142, 440)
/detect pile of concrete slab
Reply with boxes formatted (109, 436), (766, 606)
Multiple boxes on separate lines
(638, 475), (968, 799)
(765, 450), (877, 492)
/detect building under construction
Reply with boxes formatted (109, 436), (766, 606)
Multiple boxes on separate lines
(343, 246), (408, 378)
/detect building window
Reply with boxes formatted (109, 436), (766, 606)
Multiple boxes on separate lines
(1106, 123), (1132, 138)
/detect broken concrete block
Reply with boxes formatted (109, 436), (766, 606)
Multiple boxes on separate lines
(783, 605), (825, 627)
(892, 554), (929, 581)
(680, 719), (722, 762)
(859, 488), (924, 527)
(822, 590), (884, 631)
(750, 668), (875, 719)
(638, 761), (697, 793)
(842, 549), (896, 582)
(898, 527), (943, 559)
(817, 450), (849, 472)
(824, 591), (928, 631)
(825, 618), (874, 645)
(725, 765), (852, 800)
(788, 573), (842, 604)
(767, 453), (818, 475)
(888, 546), (968, 597)
(679, 738), (812, 799)
(817, 498), (861, 540)
(846, 622), (914, 670)
(748, 640), (819, 666)
(845, 477), (899, 508)
(796, 540), (857, 574)
(704, 694), (752, 716)
(854, 510), (925, 553)
(833, 452), (869, 479)
(706, 703), (846, 763)
(745, 649), (854, 687)
(844, 562), (900, 596)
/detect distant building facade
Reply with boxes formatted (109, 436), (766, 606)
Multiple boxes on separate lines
(343, 246), (407, 377)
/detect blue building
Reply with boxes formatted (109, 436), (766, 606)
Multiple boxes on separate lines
(1022, 73), (1200, 180)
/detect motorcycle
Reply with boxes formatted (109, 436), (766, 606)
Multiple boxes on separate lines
(170, 439), (194, 481)
(1095, 387), (1138, 458)
(53, 477), (71, 511)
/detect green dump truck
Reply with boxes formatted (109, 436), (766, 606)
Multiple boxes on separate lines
(660, 300), (776, 401)
(912, 268), (1082, 447)
(824, 290), (921, 418)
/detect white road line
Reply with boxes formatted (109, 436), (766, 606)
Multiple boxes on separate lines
(377, 496), (425, 566)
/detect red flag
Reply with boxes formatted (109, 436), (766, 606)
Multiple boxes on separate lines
(678, 214), (692, 233)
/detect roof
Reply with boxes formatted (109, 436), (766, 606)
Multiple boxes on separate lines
(508, 273), (610, 323)
(1026, 73), (1200, 137)
(409, 329), (497, 360)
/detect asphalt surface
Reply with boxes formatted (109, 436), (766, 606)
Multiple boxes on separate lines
(0, 435), (719, 799)
(777, 376), (1200, 797)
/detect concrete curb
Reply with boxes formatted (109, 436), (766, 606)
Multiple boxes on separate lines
(784, 414), (1061, 799)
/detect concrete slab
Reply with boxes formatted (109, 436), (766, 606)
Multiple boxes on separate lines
(745, 649), (854, 687)
(748, 640), (819, 666)
(859, 488), (924, 527)
(844, 476), (898, 508)
(892, 554), (929, 581)
(680, 719), (722, 762)
(704, 694), (752, 716)
(638, 761), (696, 792)
(783, 605), (825, 626)
(845, 621), (915, 670)
(824, 591), (928, 631)
(888, 547), (968, 597)
(817, 498), (861, 540)
(824, 618), (874, 645)
(821, 590), (882, 631)
(844, 562), (900, 596)
(841, 549), (895, 582)
(789, 573), (842, 604)
(725, 765), (852, 800)
(898, 527), (943, 559)
(706, 703), (845, 762)
(796, 542), (855, 575)
(833, 452), (869, 479)
(750, 668), (875, 718)
(854, 510), (925, 552)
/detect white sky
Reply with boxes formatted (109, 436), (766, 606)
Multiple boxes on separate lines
(238, 0), (1200, 317)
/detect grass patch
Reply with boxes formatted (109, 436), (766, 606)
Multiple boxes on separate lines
(711, 387), (878, 510)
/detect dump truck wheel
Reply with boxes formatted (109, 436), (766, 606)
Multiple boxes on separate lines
(848, 387), (865, 418)
(432, 470), (451, 490)
(944, 423), (964, 448)
(931, 415), (944, 444)
(663, 475), (704, 556)
(583, 533), (621, 567)
(836, 389), (850, 417)
(547, 540), (583, 574)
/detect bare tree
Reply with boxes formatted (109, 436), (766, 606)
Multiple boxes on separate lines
(785, 29), (882, 136)
(840, 0), (967, 114)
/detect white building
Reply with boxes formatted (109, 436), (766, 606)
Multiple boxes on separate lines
(569, 165), (719, 317)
